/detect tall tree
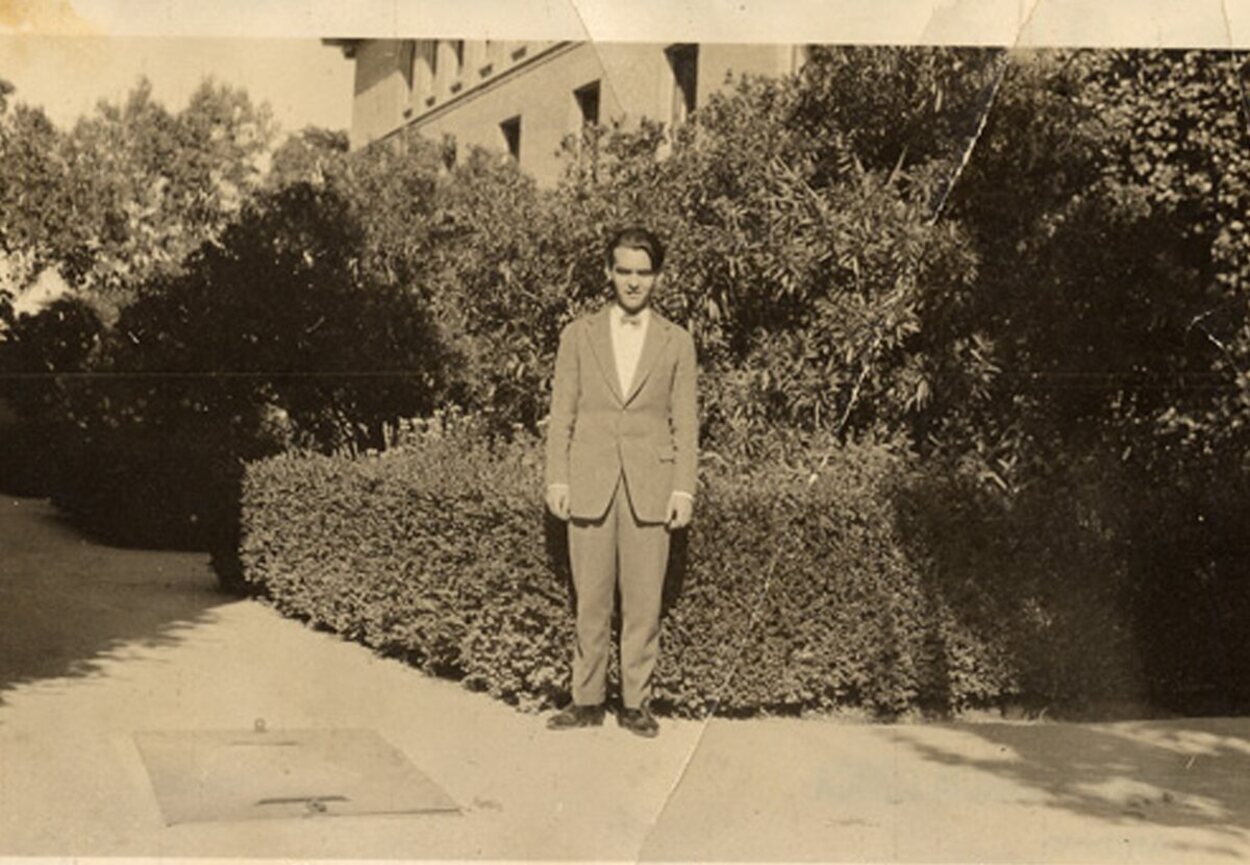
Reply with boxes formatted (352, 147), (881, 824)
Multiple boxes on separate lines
(267, 125), (348, 190)
(59, 77), (276, 301)
(943, 50), (1250, 483)
(0, 100), (73, 286)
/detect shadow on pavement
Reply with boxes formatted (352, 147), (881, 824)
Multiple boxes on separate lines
(892, 719), (1250, 841)
(0, 495), (232, 702)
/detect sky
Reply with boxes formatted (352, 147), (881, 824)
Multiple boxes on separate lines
(2, 0), (1250, 140)
(0, 34), (354, 135)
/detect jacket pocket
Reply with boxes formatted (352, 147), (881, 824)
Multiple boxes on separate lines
(655, 442), (676, 462)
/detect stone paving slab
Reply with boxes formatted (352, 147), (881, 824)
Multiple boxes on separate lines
(134, 727), (459, 825)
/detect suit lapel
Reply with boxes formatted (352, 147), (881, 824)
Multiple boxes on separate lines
(586, 305), (625, 404)
(624, 313), (672, 405)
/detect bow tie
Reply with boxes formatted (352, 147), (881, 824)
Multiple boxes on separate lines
(620, 314), (643, 328)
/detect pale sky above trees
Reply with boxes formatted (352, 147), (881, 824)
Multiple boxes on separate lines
(0, 35), (352, 136)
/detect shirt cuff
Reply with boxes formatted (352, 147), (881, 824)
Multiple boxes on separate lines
(548, 483), (569, 492)
(671, 490), (694, 501)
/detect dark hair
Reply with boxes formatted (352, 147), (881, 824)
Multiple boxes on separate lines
(605, 226), (665, 271)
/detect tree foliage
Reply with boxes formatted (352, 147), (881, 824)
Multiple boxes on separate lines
(107, 178), (451, 453)
(59, 78), (276, 301)
(266, 125), (349, 190)
(0, 77), (276, 309)
(444, 49), (1000, 455)
(0, 101), (72, 287)
(943, 50), (1250, 482)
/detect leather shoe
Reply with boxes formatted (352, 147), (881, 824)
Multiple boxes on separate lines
(547, 703), (605, 730)
(617, 706), (660, 738)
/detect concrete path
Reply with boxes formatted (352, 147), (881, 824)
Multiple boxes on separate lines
(3, 494), (1250, 862)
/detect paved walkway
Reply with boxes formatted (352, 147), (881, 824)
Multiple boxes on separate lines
(3, 494), (1250, 862)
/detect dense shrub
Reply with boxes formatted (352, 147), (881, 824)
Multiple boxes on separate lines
(512, 63), (988, 449)
(49, 422), (245, 555)
(240, 421), (1140, 717)
(895, 456), (1144, 710)
(1114, 455), (1250, 712)
(111, 180), (452, 453)
(0, 295), (104, 495)
(242, 415), (571, 708)
(10, 179), (454, 571)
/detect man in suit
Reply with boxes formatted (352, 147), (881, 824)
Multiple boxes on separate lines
(544, 226), (698, 738)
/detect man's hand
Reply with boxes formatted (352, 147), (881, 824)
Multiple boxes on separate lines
(546, 484), (570, 521)
(666, 493), (693, 530)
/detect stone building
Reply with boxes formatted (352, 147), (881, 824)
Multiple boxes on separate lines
(328, 39), (804, 185)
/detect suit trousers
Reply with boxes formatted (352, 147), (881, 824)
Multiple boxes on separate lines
(568, 473), (670, 709)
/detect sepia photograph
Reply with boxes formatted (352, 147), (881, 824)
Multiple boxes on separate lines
(3, 1), (1250, 861)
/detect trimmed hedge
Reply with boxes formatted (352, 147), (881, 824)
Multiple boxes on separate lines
(50, 426), (236, 546)
(242, 419), (571, 710)
(240, 419), (1141, 718)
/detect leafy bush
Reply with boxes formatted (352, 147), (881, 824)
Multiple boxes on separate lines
(348, 49), (996, 447)
(111, 179), (452, 453)
(240, 420), (1140, 717)
(1113, 455), (1250, 712)
(0, 295), (104, 495)
(49, 422), (245, 553)
(895, 454), (1144, 711)
(241, 414), (571, 708)
(11, 178), (454, 571)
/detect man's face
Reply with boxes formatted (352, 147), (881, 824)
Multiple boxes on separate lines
(606, 245), (659, 315)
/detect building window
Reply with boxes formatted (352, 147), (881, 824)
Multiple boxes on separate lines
(574, 80), (601, 127)
(402, 40), (416, 89)
(428, 40), (439, 77)
(666, 43), (698, 126)
(500, 116), (521, 161)
(480, 40), (496, 77)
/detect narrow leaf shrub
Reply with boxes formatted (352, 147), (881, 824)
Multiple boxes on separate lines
(240, 420), (1138, 717)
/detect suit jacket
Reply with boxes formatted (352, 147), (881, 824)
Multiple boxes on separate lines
(545, 304), (698, 523)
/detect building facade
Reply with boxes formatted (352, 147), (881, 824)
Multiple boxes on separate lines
(330, 39), (804, 185)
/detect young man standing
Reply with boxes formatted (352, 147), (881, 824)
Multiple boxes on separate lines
(544, 226), (698, 738)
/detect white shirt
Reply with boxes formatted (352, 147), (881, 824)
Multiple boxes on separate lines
(610, 304), (649, 397)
